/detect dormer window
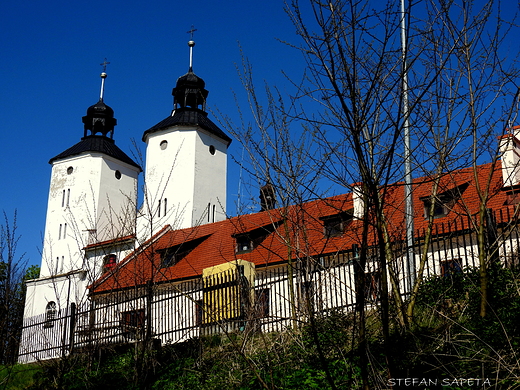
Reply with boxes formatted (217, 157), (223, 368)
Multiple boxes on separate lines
(161, 246), (192, 268)
(159, 235), (210, 268)
(423, 198), (449, 219)
(236, 236), (253, 253)
(321, 211), (353, 238)
(234, 221), (281, 254)
(421, 183), (469, 219)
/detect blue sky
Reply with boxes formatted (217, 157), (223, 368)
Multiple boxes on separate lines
(2, 0), (520, 269)
(1, 0), (307, 267)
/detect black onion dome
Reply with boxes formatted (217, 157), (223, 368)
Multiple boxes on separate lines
(82, 99), (117, 138)
(172, 69), (209, 110)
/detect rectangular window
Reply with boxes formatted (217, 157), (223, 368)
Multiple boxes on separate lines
(298, 281), (314, 313)
(233, 223), (281, 254)
(423, 199), (448, 219)
(120, 309), (145, 339)
(103, 254), (117, 272)
(421, 184), (469, 220)
(440, 259), (462, 277)
(161, 250), (176, 268)
(59, 224), (62, 240)
(255, 289), (270, 318)
(62, 190), (65, 207)
(236, 236), (252, 253)
(67, 189), (70, 207)
(324, 217), (343, 237)
(160, 247), (192, 268)
(321, 212), (353, 238)
(195, 300), (203, 326)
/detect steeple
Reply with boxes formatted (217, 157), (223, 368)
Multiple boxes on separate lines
(140, 34), (231, 235)
(82, 62), (117, 139)
(50, 63), (140, 170)
(172, 39), (209, 111)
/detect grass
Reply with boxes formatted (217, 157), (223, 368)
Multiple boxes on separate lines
(0, 364), (41, 390)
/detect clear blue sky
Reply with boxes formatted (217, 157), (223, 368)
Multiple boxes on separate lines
(2, 0), (520, 269)
(1, 0), (307, 267)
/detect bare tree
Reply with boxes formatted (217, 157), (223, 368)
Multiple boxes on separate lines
(220, 0), (519, 386)
(0, 211), (39, 365)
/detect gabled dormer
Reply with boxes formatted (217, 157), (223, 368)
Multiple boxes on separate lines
(320, 210), (354, 238)
(233, 221), (281, 254)
(159, 235), (210, 268)
(420, 183), (469, 219)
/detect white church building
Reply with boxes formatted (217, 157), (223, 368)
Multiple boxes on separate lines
(19, 40), (232, 361)
(18, 40), (520, 365)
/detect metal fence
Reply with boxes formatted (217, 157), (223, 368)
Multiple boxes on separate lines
(18, 208), (520, 363)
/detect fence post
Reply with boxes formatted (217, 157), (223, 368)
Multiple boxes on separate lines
(146, 280), (153, 344)
(68, 302), (76, 354)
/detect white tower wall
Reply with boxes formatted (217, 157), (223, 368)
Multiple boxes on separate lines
(140, 125), (227, 237)
(39, 153), (139, 278)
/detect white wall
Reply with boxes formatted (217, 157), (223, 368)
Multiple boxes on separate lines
(139, 125), (228, 239)
(40, 153), (139, 277)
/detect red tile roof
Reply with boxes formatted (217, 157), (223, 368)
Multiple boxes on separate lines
(90, 162), (511, 294)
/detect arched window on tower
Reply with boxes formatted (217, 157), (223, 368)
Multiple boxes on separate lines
(103, 254), (117, 273)
(44, 301), (57, 328)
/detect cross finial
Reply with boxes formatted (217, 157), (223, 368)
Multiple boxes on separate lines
(100, 58), (110, 73)
(187, 25), (197, 40)
(99, 58), (109, 101)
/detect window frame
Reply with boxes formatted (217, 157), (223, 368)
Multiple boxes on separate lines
(103, 254), (117, 272)
(44, 301), (57, 328)
(440, 259), (462, 277)
(120, 309), (145, 339)
(255, 288), (270, 319)
(321, 211), (353, 238)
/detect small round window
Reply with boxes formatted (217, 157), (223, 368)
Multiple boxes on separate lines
(160, 140), (168, 150)
(67, 167), (74, 175)
(209, 145), (216, 155)
(115, 170), (122, 180)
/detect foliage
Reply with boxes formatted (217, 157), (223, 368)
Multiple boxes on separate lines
(0, 211), (40, 365)
(0, 364), (41, 390)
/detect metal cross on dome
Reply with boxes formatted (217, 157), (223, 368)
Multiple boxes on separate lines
(187, 25), (197, 40)
(100, 58), (110, 73)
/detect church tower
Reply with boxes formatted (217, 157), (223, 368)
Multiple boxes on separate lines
(139, 40), (231, 236)
(23, 68), (141, 318)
